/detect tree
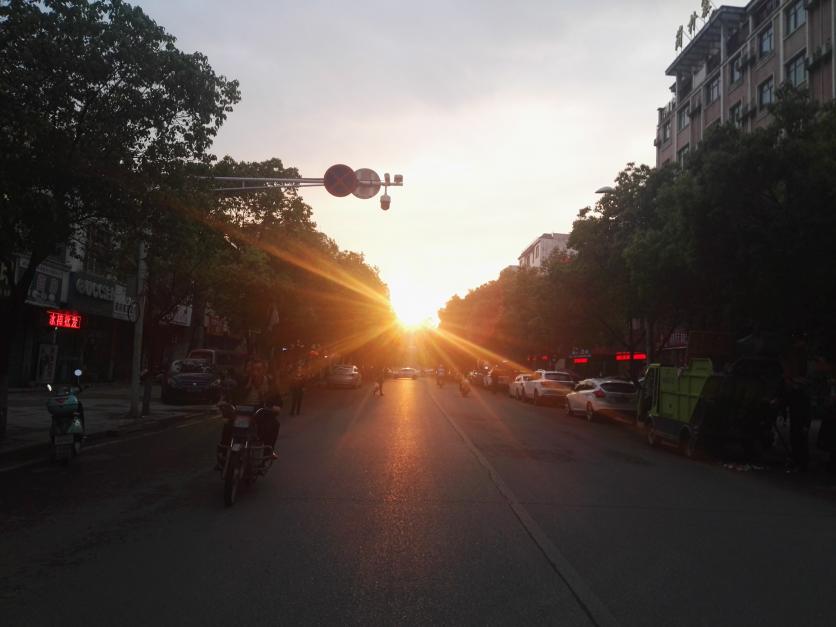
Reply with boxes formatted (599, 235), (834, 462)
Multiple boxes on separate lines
(0, 0), (240, 437)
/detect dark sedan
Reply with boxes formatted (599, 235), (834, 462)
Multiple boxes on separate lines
(161, 359), (222, 404)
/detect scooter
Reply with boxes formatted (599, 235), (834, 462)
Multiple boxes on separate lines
(46, 368), (85, 464)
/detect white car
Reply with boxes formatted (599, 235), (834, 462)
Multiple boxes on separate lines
(509, 374), (533, 399)
(327, 365), (362, 389)
(565, 378), (638, 422)
(395, 367), (418, 379)
(522, 370), (575, 406)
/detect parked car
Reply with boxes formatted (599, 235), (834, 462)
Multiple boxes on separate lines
(162, 359), (222, 404)
(485, 366), (516, 391)
(327, 365), (362, 389)
(396, 367), (418, 379)
(509, 374), (533, 399)
(522, 370), (575, 405)
(566, 378), (638, 422)
(186, 349), (248, 379)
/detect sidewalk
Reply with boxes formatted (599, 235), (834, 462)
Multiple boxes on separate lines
(1, 383), (217, 464)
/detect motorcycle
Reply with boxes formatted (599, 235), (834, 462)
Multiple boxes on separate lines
(436, 376), (445, 388)
(459, 379), (471, 397)
(216, 403), (276, 507)
(46, 368), (85, 465)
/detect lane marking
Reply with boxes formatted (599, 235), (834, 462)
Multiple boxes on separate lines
(428, 390), (619, 627)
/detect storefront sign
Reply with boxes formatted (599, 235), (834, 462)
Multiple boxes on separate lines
(48, 310), (83, 329)
(69, 272), (116, 317)
(75, 276), (114, 301)
(162, 303), (192, 327)
(112, 284), (137, 322)
(36, 344), (58, 384)
(615, 352), (647, 362)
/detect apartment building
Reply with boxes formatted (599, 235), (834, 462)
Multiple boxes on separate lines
(518, 233), (570, 269)
(655, 0), (834, 166)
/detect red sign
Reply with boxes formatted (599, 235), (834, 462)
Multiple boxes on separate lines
(615, 352), (647, 361)
(323, 164), (358, 197)
(48, 310), (82, 330)
(573, 357), (589, 364)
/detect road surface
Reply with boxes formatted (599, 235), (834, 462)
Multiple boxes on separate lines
(2, 378), (835, 626)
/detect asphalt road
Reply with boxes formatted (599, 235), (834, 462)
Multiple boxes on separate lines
(2, 378), (835, 626)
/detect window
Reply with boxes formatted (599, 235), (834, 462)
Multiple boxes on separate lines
(758, 24), (774, 56)
(729, 101), (743, 128)
(677, 105), (690, 131)
(786, 1), (806, 34)
(758, 77), (774, 107)
(785, 52), (807, 87)
(535, 244), (540, 259)
(706, 76), (720, 103)
(730, 56), (744, 83)
(677, 144), (690, 164)
(662, 120), (672, 142)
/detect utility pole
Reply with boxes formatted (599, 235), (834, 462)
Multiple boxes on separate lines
(130, 239), (147, 419)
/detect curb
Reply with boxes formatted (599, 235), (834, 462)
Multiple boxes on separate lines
(0, 410), (216, 467)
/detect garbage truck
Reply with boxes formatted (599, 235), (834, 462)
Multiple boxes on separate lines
(638, 357), (784, 457)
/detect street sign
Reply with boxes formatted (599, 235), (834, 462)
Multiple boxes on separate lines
(352, 168), (381, 199)
(323, 164), (357, 197)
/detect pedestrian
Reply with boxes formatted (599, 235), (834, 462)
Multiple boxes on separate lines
(375, 367), (385, 396)
(290, 367), (305, 416)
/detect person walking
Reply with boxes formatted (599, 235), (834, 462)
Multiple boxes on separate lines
(374, 367), (385, 396)
(290, 367), (305, 416)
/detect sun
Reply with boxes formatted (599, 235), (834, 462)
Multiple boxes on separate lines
(389, 283), (440, 330)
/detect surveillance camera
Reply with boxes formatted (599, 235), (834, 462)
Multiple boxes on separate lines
(384, 173), (391, 185)
(380, 194), (391, 210)
(394, 174), (403, 185)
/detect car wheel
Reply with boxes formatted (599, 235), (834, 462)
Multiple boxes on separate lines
(681, 429), (699, 459)
(566, 399), (575, 416)
(585, 403), (595, 422)
(647, 420), (659, 447)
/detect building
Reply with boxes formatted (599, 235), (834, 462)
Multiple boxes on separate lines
(655, 0), (835, 166)
(518, 233), (570, 269)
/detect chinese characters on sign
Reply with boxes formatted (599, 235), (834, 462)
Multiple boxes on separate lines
(48, 310), (83, 329)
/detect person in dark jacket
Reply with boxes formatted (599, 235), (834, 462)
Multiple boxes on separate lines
(289, 367), (305, 415)
(219, 358), (281, 451)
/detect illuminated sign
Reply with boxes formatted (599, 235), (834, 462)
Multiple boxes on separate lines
(615, 352), (647, 362)
(573, 357), (589, 365)
(48, 310), (82, 330)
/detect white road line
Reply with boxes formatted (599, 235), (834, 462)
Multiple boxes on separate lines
(428, 390), (620, 627)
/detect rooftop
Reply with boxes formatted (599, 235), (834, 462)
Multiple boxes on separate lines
(665, 6), (747, 76)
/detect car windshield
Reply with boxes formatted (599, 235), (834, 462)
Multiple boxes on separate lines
(545, 373), (572, 382)
(172, 360), (211, 374)
(334, 366), (354, 374)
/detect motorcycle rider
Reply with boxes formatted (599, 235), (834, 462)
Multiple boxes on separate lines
(436, 364), (446, 386)
(218, 358), (281, 461)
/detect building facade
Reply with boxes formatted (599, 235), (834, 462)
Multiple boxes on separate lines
(655, 0), (835, 166)
(518, 233), (570, 269)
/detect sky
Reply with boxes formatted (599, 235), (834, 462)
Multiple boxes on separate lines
(138, 0), (702, 326)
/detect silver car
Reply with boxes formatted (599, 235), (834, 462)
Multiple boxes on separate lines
(565, 378), (637, 422)
(327, 365), (362, 389)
